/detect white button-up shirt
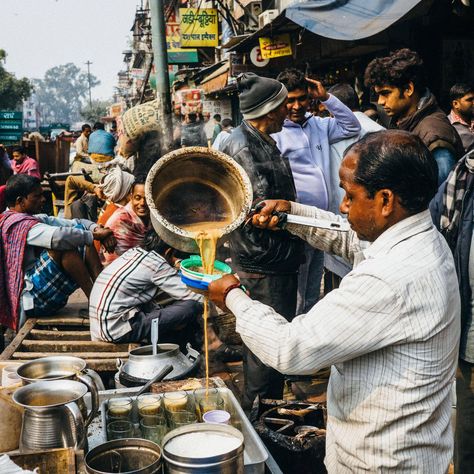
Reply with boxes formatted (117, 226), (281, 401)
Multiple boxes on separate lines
(227, 203), (460, 473)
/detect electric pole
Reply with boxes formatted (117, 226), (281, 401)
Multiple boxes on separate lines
(150, 0), (172, 150)
(85, 60), (93, 108)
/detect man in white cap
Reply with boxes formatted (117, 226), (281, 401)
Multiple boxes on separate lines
(220, 72), (305, 409)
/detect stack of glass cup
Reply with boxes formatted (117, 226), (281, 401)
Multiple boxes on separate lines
(105, 388), (232, 445)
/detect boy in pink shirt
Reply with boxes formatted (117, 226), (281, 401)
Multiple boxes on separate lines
(10, 146), (41, 179)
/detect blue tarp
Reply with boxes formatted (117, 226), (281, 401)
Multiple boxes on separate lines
(285, 0), (424, 41)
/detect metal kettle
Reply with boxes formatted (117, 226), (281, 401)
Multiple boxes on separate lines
(13, 379), (98, 452)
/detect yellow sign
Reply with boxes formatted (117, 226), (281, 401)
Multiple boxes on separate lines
(259, 34), (292, 59)
(179, 8), (218, 47)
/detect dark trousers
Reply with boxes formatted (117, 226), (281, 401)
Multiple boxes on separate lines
(455, 358), (474, 474)
(237, 272), (298, 411)
(116, 299), (203, 349)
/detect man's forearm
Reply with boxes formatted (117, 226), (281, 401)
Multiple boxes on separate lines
(287, 201), (357, 263)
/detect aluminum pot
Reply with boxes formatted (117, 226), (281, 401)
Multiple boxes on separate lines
(145, 146), (253, 253)
(162, 423), (244, 473)
(16, 355), (103, 421)
(117, 343), (200, 387)
(13, 380), (94, 452)
(85, 438), (162, 474)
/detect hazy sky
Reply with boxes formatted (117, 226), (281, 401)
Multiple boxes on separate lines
(0, 0), (139, 100)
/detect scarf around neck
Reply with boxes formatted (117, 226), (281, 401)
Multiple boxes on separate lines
(0, 211), (39, 330)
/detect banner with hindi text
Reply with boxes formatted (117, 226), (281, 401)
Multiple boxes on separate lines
(179, 8), (218, 47)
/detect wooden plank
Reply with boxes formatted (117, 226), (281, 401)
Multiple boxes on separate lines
(0, 319), (37, 360)
(29, 329), (91, 341)
(20, 340), (136, 353)
(82, 359), (121, 372)
(11, 351), (131, 360)
(10, 447), (76, 474)
(35, 316), (90, 327)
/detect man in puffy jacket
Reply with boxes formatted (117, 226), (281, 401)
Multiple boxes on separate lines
(272, 69), (360, 313)
(365, 48), (463, 185)
(220, 73), (303, 409)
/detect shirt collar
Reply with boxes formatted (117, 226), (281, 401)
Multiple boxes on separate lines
(449, 110), (474, 130)
(362, 210), (433, 261)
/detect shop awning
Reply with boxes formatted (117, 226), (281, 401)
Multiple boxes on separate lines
(198, 63), (230, 95)
(286, 0), (424, 41)
(229, 0), (431, 52)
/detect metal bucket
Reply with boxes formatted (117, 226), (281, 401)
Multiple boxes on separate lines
(85, 438), (162, 474)
(162, 423), (244, 473)
(145, 146), (253, 253)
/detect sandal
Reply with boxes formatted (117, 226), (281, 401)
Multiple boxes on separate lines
(214, 344), (243, 363)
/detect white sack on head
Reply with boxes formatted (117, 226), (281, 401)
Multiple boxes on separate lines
(99, 166), (135, 203)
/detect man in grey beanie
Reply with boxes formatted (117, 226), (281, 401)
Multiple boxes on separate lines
(220, 73), (304, 410)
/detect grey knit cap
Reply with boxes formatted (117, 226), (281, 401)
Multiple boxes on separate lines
(237, 73), (288, 120)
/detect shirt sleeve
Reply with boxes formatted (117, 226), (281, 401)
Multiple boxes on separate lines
(322, 94), (361, 144)
(150, 261), (203, 303)
(286, 201), (361, 264)
(226, 270), (405, 375)
(27, 222), (94, 249)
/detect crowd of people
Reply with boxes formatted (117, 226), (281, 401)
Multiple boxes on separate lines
(1, 47), (474, 473)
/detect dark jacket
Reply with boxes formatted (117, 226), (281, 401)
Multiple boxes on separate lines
(221, 121), (304, 274)
(397, 92), (464, 158)
(430, 173), (474, 358)
(181, 122), (207, 147)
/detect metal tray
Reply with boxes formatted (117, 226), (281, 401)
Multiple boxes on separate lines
(88, 386), (268, 474)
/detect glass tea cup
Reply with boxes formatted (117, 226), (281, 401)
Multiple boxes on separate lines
(107, 397), (133, 420)
(194, 388), (224, 419)
(167, 410), (198, 429)
(137, 393), (162, 417)
(140, 414), (168, 446)
(107, 420), (134, 440)
(163, 391), (188, 413)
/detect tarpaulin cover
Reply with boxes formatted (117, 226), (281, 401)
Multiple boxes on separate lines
(285, 0), (424, 41)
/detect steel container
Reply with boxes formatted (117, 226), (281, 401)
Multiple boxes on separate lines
(162, 423), (244, 473)
(145, 146), (253, 253)
(85, 438), (162, 474)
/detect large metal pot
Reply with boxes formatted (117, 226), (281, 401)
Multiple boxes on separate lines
(85, 438), (162, 474)
(162, 423), (244, 473)
(16, 356), (103, 419)
(145, 146), (253, 253)
(13, 380), (95, 452)
(118, 343), (200, 387)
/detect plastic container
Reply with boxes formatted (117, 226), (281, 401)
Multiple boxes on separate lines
(180, 255), (232, 291)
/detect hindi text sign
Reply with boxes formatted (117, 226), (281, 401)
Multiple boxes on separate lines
(179, 8), (218, 47)
(258, 34), (292, 59)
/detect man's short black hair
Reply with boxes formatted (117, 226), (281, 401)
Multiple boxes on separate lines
(344, 130), (438, 214)
(221, 118), (233, 128)
(12, 146), (26, 155)
(277, 68), (307, 92)
(131, 174), (146, 193)
(93, 122), (105, 131)
(141, 228), (169, 255)
(5, 174), (42, 207)
(449, 83), (474, 103)
(81, 123), (91, 132)
(328, 83), (359, 110)
(364, 48), (426, 95)
(213, 114), (221, 122)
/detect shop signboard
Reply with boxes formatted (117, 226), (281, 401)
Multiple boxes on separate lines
(202, 99), (232, 119)
(179, 8), (218, 47)
(258, 34), (292, 59)
(166, 11), (199, 64)
(0, 110), (23, 143)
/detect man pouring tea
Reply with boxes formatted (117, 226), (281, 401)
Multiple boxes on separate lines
(209, 130), (460, 473)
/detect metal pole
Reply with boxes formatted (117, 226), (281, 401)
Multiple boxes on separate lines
(149, 0), (172, 150)
(85, 60), (93, 108)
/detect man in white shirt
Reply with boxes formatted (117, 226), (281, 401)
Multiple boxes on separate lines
(74, 124), (92, 162)
(209, 130), (460, 473)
